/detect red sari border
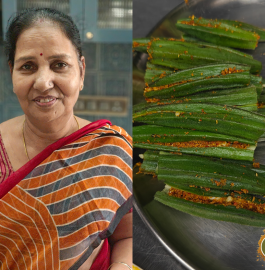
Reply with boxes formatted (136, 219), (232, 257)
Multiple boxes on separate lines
(0, 119), (111, 199)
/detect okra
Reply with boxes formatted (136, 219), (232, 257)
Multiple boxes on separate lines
(138, 151), (265, 225)
(157, 154), (265, 195)
(145, 72), (250, 99)
(146, 86), (257, 111)
(150, 38), (253, 59)
(163, 183), (264, 203)
(133, 38), (150, 53)
(139, 159), (157, 175)
(134, 125), (256, 161)
(142, 150), (160, 161)
(134, 18), (265, 226)
(133, 103), (265, 142)
(182, 34), (201, 43)
(139, 150), (159, 174)
(144, 62), (174, 84)
(136, 143), (254, 161)
(138, 85), (258, 110)
(174, 86), (257, 110)
(134, 125), (254, 144)
(176, 17), (260, 50)
(220, 19), (265, 42)
(250, 75), (263, 98)
(144, 74), (250, 99)
(258, 108), (265, 115)
(133, 102), (265, 122)
(147, 64), (250, 87)
(144, 64), (251, 99)
(148, 39), (261, 74)
(258, 91), (265, 104)
(140, 150), (265, 191)
(155, 191), (265, 227)
(258, 82), (265, 113)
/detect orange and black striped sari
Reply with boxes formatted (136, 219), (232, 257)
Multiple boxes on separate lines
(0, 119), (132, 270)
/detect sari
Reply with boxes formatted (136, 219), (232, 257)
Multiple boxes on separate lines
(0, 119), (132, 270)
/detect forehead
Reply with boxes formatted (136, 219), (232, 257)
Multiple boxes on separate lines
(15, 22), (77, 58)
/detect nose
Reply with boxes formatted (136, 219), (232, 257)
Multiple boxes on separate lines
(33, 67), (54, 91)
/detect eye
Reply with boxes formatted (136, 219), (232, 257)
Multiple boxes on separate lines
(54, 62), (67, 69)
(21, 63), (34, 70)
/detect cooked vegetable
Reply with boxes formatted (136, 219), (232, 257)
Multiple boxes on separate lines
(152, 86), (258, 111)
(133, 16), (265, 226)
(148, 39), (261, 74)
(134, 124), (256, 161)
(138, 151), (265, 227)
(157, 154), (265, 195)
(144, 62), (173, 84)
(133, 103), (265, 142)
(176, 17), (260, 50)
(155, 191), (265, 227)
(140, 150), (265, 193)
(220, 19), (265, 42)
(144, 65), (251, 99)
(139, 150), (159, 175)
(133, 38), (150, 52)
(146, 64), (250, 87)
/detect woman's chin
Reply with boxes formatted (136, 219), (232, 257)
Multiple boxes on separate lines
(26, 110), (65, 125)
(24, 102), (68, 123)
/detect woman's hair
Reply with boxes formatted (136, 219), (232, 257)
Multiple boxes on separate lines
(5, 7), (83, 67)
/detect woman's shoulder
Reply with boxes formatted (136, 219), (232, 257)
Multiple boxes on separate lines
(93, 122), (132, 146)
(76, 117), (132, 144)
(0, 117), (21, 181)
(93, 124), (132, 160)
(75, 116), (91, 129)
(0, 116), (24, 136)
(0, 116), (24, 159)
(77, 120), (132, 157)
(107, 124), (132, 144)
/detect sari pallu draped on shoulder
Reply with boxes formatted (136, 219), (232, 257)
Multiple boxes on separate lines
(0, 119), (133, 270)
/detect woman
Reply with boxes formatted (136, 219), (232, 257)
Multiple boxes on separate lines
(0, 8), (132, 270)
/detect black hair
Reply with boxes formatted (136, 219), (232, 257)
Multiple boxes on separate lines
(5, 7), (83, 67)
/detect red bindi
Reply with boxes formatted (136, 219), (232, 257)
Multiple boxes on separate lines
(40, 53), (43, 56)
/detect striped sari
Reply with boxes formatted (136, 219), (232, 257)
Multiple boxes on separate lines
(0, 119), (132, 270)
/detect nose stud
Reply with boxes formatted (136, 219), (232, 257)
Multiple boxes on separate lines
(49, 82), (53, 87)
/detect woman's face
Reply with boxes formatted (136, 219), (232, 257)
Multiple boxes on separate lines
(10, 21), (85, 124)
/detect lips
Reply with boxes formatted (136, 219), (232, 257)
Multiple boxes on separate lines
(33, 95), (58, 102)
(35, 97), (55, 103)
(33, 96), (58, 106)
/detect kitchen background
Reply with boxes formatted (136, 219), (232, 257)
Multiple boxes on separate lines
(0, 0), (132, 134)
